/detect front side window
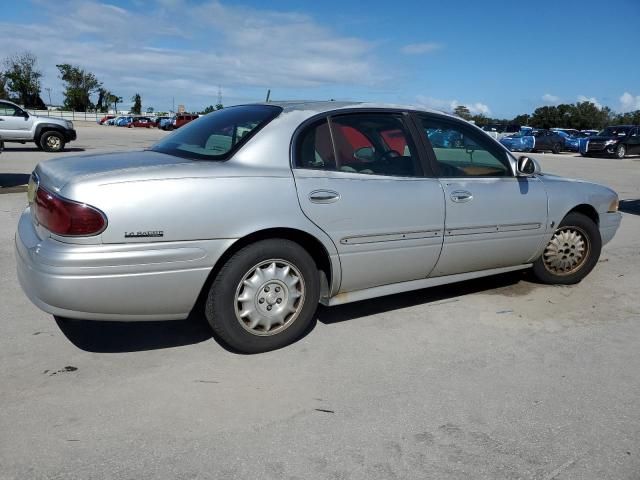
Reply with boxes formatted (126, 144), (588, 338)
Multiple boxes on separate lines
(152, 105), (282, 160)
(419, 115), (512, 177)
(296, 113), (421, 177)
(0, 102), (20, 116)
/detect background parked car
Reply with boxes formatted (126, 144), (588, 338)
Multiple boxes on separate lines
(157, 116), (173, 130)
(98, 115), (115, 125)
(128, 116), (154, 128)
(172, 113), (199, 130)
(580, 125), (640, 158)
(116, 116), (133, 127)
(553, 130), (580, 152)
(500, 129), (565, 153)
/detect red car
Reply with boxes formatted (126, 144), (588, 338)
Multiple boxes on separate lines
(128, 116), (154, 128)
(172, 113), (199, 129)
(98, 115), (115, 125)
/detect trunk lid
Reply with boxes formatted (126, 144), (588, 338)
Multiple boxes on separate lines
(35, 150), (191, 192)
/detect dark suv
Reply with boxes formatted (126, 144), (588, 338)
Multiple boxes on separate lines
(580, 125), (640, 158)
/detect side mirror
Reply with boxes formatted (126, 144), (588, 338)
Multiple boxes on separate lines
(517, 156), (541, 176)
(21, 110), (29, 119)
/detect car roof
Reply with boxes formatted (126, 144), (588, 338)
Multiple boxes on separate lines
(250, 100), (457, 119)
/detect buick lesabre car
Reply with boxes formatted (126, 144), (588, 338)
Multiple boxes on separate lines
(16, 102), (622, 353)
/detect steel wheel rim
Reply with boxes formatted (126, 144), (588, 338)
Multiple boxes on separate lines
(542, 226), (590, 276)
(234, 259), (305, 336)
(47, 136), (61, 149)
(617, 146), (625, 158)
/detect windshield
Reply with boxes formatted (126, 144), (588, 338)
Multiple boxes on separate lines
(598, 126), (630, 137)
(151, 105), (282, 160)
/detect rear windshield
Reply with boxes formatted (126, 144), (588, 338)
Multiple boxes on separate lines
(151, 105), (282, 160)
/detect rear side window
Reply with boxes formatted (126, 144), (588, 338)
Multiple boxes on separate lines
(152, 105), (282, 160)
(296, 113), (422, 177)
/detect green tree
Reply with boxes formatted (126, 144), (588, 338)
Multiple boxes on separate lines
(200, 105), (215, 114)
(57, 64), (102, 111)
(131, 93), (142, 114)
(453, 105), (472, 120)
(146, 106), (154, 114)
(3, 51), (44, 108)
(215, 103), (224, 110)
(512, 114), (530, 125)
(0, 73), (7, 99)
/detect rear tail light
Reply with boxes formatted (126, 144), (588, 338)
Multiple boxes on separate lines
(33, 187), (107, 236)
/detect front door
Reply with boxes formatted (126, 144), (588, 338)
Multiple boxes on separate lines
(292, 112), (445, 293)
(415, 113), (548, 276)
(0, 102), (33, 140)
(628, 127), (640, 154)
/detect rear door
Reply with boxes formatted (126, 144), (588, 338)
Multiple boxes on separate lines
(292, 111), (445, 293)
(414, 113), (548, 276)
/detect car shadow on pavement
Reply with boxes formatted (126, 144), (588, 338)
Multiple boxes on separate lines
(0, 173), (30, 188)
(317, 271), (526, 325)
(1, 147), (86, 152)
(54, 272), (528, 353)
(619, 199), (640, 216)
(55, 315), (213, 353)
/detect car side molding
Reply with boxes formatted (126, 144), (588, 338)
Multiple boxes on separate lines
(326, 264), (531, 306)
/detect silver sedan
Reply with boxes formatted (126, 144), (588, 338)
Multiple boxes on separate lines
(15, 102), (622, 352)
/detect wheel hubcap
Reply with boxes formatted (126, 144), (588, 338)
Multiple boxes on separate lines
(47, 136), (60, 149)
(542, 226), (590, 275)
(234, 259), (305, 336)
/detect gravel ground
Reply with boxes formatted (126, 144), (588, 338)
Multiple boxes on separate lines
(0, 124), (639, 479)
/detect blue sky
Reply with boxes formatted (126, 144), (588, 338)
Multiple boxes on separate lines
(1, 0), (639, 116)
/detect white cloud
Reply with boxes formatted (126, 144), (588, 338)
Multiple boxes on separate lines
(542, 93), (560, 103)
(401, 42), (442, 55)
(577, 95), (602, 108)
(416, 96), (491, 115)
(0, 0), (383, 110)
(619, 92), (640, 112)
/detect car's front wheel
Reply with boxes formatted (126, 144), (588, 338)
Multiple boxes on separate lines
(205, 239), (320, 353)
(531, 212), (601, 285)
(39, 131), (65, 152)
(614, 144), (626, 159)
(552, 143), (562, 154)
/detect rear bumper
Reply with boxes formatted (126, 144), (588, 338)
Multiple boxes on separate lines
(600, 212), (622, 246)
(15, 208), (234, 321)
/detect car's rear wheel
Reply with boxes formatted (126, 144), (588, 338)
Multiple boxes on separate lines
(615, 144), (626, 159)
(531, 212), (601, 285)
(205, 239), (320, 353)
(552, 143), (561, 154)
(40, 131), (65, 152)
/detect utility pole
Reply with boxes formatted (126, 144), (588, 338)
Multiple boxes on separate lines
(217, 86), (222, 106)
(172, 96), (175, 114)
(44, 88), (52, 108)
(265, 89), (271, 102)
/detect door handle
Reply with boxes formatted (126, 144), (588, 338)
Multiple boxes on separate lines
(309, 190), (340, 204)
(450, 190), (473, 203)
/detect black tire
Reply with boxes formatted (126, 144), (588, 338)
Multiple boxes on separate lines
(614, 144), (626, 159)
(205, 239), (320, 353)
(34, 141), (43, 150)
(531, 212), (601, 285)
(551, 143), (561, 154)
(39, 131), (66, 152)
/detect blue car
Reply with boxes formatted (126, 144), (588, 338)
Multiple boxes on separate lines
(553, 130), (580, 152)
(116, 116), (133, 127)
(499, 131), (535, 152)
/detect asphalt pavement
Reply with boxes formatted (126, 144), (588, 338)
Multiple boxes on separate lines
(1, 124), (639, 479)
